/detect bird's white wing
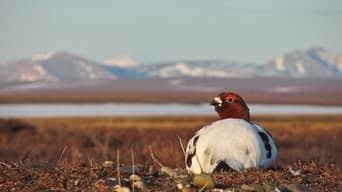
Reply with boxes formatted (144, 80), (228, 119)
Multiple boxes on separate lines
(185, 119), (266, 174)
(253, 123), (277, 168)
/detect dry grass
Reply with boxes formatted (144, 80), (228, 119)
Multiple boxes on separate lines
(0, 115), (341, 191)
(1, 115), (341, 168)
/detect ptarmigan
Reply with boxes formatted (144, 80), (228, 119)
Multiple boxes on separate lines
(185, 92), (277, 174)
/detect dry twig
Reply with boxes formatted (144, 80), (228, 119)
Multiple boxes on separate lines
(117, 149), (121, 186)
(149, 145), (164, 168)
(58, 145), (68, 163)
(0, 161), (11, 168)
(177, 135), (186, 157)
(131, 146), (135, 192)
(149, 145), (177, 177)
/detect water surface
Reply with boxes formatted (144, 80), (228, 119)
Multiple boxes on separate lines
(0, 103), (341, 118)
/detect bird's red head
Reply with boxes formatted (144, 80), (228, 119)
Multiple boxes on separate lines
(210, 92), (250, 121)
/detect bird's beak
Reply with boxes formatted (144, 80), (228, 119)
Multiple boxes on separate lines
(210, 96), (222, 107)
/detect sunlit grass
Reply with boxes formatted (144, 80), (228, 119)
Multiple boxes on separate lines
(1, 115), (341, 169)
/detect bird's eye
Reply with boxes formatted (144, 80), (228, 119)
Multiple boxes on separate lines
(226, 98), (234, 103)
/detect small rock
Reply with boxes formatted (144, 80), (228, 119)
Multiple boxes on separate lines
(179, 186), (192, 192)
(74, 179), (80, 186)
(262, 184), (277, 192)
(241, 184), (264, 192)
(174, 176), (191, 190)
(105, 177), (118, 186)
(129, 174), (146, 190)
(211, 188), (236, 192)
(102, 160), (114, 168)
(288, 166), (302, 176)
(113, 185), (131, 192)
(160, 166), (177, 177)
(284, 183), (315, 192)
(105, 177), (130, 188)
(94, 179), (108, 190)
(120, 166), (141, 174)
(192, 173), (215, 190)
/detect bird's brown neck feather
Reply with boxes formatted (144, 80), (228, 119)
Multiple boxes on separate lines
(216, 103), (250, 121)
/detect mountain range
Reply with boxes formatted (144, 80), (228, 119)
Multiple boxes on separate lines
(0, 47), (341, 83)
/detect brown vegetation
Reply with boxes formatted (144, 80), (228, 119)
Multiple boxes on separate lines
(0, 115), (341, 191)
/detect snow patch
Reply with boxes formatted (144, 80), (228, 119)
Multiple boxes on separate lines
(159, 63), (194, 77)
(33, 64), (48, 76)
(104, 54), (136, 68)
(20, 74), (41, 82)
(159, 63), (199, 77)
(86, 66), (96, 79)
(315, 49), (342, 71)
(31, 52), (56, 62)
(337, 63), (342, 71)
(275, 56), (285, 71)
(159, 62), (231, 78)
(79, 61), (97, 79)
(296, 61), (305, 74)
(89, 73), (96, 79)
(205, 71), (230, 77)
(85, 65), (93, 73)
(17, 64), (52, 82)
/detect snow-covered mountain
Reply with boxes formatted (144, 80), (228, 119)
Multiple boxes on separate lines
(1, 48), (341, 83)
(0, 51), (116, 82)
(136, 60), (270, 78)
(142, 48), (342, 78)
(267, 48), (342, 78)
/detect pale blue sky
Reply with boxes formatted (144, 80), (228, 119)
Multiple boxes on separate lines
(1, 0), (341, 64)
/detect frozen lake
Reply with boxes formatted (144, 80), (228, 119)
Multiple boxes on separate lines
(0, 103), (342, 117)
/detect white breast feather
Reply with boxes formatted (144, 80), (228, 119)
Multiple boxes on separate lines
(185, 118), (276, 174)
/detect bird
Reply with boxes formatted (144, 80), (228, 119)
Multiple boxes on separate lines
(185, 92), (277, 174)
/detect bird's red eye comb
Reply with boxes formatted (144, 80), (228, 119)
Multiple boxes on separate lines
(222, 93), (238, 100)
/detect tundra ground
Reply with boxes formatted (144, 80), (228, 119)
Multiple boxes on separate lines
(0, 115), (341, 191)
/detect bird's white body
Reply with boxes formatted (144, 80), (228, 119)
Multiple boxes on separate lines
(185, 118), (277, 174)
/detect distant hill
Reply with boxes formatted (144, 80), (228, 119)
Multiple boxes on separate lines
(139, 47), (342, 78)
(0, 52), (115, 82)
(267, 48), (342, 78)
(0, 47), (341, 83)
